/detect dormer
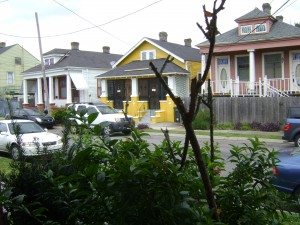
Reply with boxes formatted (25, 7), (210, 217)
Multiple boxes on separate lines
(235, 3), (276, 36)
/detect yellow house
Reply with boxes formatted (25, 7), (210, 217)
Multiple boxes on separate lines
(96, 32), (202, 124)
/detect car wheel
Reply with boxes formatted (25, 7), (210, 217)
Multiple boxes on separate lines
(10, 144), (20, 160)
(103, 125), (113, 135)
(5, 114), (10, 119)
(294, 134), (300, 147)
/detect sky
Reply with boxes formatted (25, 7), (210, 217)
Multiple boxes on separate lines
(1, 0), (300, 59)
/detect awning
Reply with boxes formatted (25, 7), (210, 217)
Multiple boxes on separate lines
(69, 73), (88, 90)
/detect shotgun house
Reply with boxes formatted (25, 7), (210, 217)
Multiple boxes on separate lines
(21, 42), (122, 112)
(197, 3), (300, 97)
(96, 32), (202, 124)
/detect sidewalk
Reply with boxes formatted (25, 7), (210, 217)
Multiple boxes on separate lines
(147, 122), (283, 143)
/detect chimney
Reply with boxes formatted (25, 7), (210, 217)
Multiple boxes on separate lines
(71, 42), (79, 50)
(103, 46), (110, 54)
(0, 42), (6, 48)
(184, 38), (192, 47)
(276, 15), (283, 22)
(262, 3), (271, 14)
(159, 31), (168, 42)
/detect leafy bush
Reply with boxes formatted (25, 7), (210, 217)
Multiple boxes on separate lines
(192, 109), (214, 130)
(217, 137), (292, 225)
(0, 113), (292, 224)
(136, 123), (150, 130)
(51, 107), (67, 125)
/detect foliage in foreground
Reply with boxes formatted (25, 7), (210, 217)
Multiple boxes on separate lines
(0, 117), (297, 224)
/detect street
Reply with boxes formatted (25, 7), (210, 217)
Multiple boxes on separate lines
(49, 125), (294, 174)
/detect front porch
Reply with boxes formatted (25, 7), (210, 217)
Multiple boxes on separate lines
(207, 76), (299, 97)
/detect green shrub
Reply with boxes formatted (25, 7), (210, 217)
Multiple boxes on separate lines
(51, 108), (67, 125)
(192, 109), (214, 130)
(217, 137), (293, 225)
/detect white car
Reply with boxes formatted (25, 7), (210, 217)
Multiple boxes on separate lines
(67, 103), (135, 135)
(0, 120), (63, 159)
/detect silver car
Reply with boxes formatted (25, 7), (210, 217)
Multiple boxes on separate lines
(0, 120), (63, 159)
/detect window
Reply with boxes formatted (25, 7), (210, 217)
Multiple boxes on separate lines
(237, 56), (249, 81)
(255, 23), (266, 33)
(220, 68), (227, 88)
(58, 77), (66, 99)
(264, 54), (282, 79)
(7, 72), (14, 84)
(45, 58), (54, 65)
(140, 50), (156, 60)
(15, 57), (22, 65)
(241, 25), (252, 35)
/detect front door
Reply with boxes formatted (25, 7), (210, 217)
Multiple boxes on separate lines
(291, 52), (300, 91)
(216, 57), (230, 93)
(138, 78), (166, 110)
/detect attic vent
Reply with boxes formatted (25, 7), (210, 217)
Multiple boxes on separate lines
(262, 3), (271, 14)
(159, 31), (168, 42)
(103, 46), (110, 54)
(71, 42), (79, 50)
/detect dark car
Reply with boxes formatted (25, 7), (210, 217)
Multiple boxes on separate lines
(272, 148), (300, 197)
(282, 105), (300, 146)
(5, 108), (55, 129)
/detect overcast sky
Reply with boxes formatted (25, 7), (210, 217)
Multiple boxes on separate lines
(1, 0), (299, 59)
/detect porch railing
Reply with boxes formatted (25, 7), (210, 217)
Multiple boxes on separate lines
(205, 76), (294, 97)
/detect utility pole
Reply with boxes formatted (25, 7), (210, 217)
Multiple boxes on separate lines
(35, 12), (50, 115)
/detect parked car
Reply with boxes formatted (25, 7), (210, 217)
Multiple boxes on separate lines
(5, 108), (55, 129)
(67, 102), (135, 135)
(0, 120), (63, 159)
(272, 148), (300, 197)
(282, 105), (300, 147)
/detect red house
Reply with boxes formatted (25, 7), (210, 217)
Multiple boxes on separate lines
(197, 3), (300, 97)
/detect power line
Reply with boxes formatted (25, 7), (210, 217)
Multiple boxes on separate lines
(0, 0), (163, 42)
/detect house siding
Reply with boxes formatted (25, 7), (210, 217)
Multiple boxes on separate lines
(0, 45), (39, 96)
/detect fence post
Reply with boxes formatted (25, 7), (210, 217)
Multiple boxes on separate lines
(259, 77), (262, 97)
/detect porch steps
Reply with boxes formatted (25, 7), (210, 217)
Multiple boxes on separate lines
(139, 110), (152, 124)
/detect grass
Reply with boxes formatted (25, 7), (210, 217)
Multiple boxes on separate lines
(0, 156), (12, 174)
(283, 212), (300, 224)
(144, 128), (282, 140)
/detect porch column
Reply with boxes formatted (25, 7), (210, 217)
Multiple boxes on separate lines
(49, 76), (54, 104)
(201, 54), (207, 93)
(37, 78), (43, 104)
(167, 76), (177, 96)
(23, 79), (28, 105)
(131, 78), (138, 97)
(100, 79), (108, 97)
(248, 49), (255, 90)
(66, 73), (72, 104)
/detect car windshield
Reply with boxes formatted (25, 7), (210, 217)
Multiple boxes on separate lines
(25, 109), (44, 116)
(8, 122), (45, 134)
(96, 105), (118, 114)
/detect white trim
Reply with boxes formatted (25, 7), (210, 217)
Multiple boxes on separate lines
(113, 37), (186, 67)
(240, 25), (252, 35)
(254, 23), (267, 33)
(235, 54), (249, 80)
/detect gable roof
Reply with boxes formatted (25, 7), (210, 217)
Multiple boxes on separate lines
(23, 49), (123, 74)
(197, 13), (300, 47)
(235, 7), (272, 21)
(0, 44), (18, 55)
(96, 58), (189, 79)
(115, 37), (201, 66)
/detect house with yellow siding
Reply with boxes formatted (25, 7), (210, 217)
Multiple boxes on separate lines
(0, 42), (40, 100)
(96, 32), (202, 124)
